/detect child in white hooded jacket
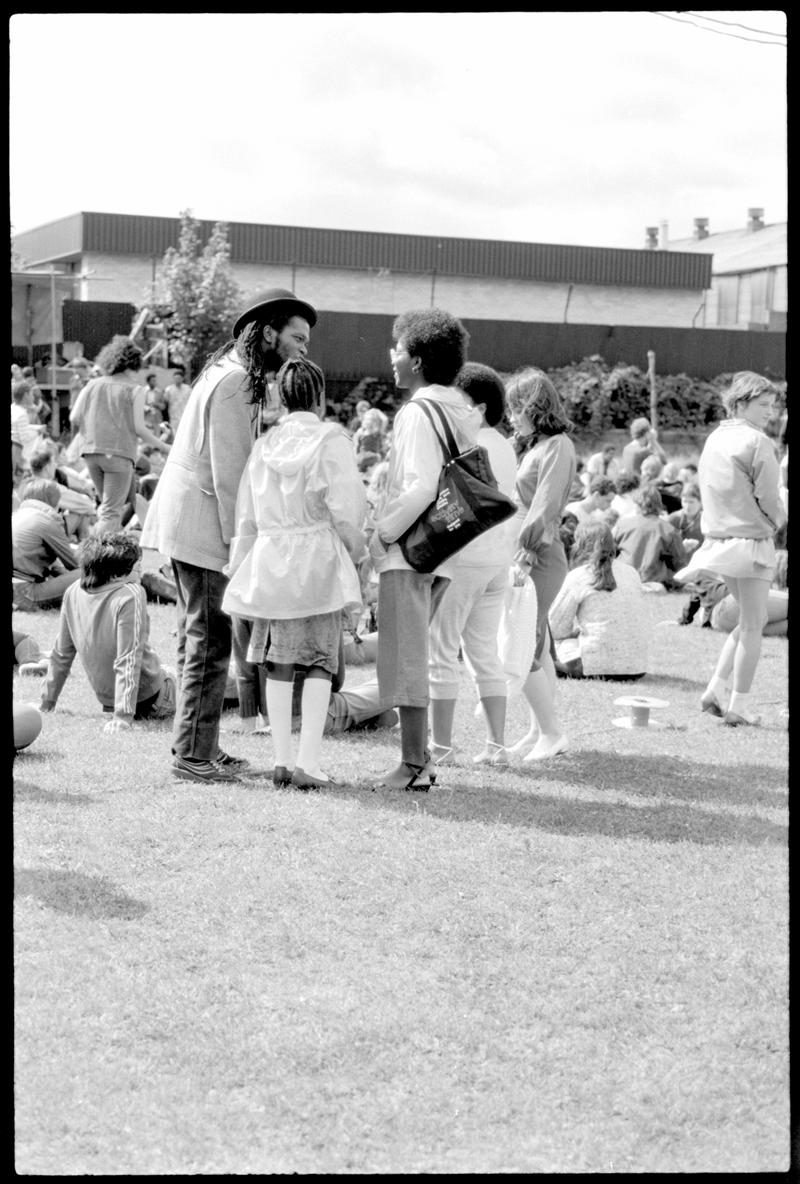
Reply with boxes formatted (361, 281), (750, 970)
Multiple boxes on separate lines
(222, 358), (366, 789)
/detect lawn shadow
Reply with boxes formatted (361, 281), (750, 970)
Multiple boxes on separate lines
(332, 751), (787, 848)
(638, 674), (707, 690)
(13, 778), (93, 805)
(14, 867), (149, 920)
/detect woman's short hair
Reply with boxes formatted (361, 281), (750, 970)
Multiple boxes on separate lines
(722, 371), (779, 418)
(629, 416), (651, 439)
(615, 469), (640, 495)
(455, 362), (507, 428)
(78, 531), (141, 590)
(681, 482), (701, 501)
(505, 367), (573, 437)
(588, 475), (616, 497)
(633, 484), (664, 516)
(392, 309), (469, 387)
(12, 380), (31, 403)
(95, 335), (143, 376)
(640, 455), (663, 480)
(27, 440), (58, 474)
(571, 521), (617, 592)
(276, 357), (325, 412)
(18, 477), (61, 508)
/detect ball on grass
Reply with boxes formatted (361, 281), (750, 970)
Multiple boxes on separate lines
(14, 702), (43, 751)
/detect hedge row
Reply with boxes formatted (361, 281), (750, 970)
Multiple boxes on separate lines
(336, 356), (786, 437)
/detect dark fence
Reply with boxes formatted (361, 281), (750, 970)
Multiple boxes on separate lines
(311, 313), (786, 383)
(14, 303), (784, 386)
(62, 300), (137, 360)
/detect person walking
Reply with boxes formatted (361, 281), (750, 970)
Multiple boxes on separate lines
(222, 358), (366, 789)
(674, 371), (786, 726)
(369, 308), (481, 790)
(70, 336), (171, 533)
(141, 288), (318, 783)
(505, 367), (577, 761)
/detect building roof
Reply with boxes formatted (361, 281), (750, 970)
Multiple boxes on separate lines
(666, 222), (786, 275)
(12, 210), (713, 291)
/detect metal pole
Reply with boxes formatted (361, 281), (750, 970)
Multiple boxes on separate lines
(50, 268), (59, 439)
(647, 350), (658, 431)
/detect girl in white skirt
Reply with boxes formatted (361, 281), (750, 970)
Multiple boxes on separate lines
(674, 371), (785, 726)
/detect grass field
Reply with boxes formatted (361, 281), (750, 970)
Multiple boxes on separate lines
(13, 589), (789, 1174)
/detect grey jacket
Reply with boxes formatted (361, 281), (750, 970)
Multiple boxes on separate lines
(141, 352), (257, 572)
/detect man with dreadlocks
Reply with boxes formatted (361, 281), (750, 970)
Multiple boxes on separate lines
(141, 288), (317, 783)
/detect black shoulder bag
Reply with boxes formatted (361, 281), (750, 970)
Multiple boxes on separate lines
(398, 399), (517, 574)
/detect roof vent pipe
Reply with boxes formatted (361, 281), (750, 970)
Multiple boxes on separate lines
(747, 207), (765, 231)
(658, 220), (669, 249)
(645, 227), (659, 250)
(693, 218), (709, 240)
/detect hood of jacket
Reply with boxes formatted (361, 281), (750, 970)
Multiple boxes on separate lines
(260, 412), (342, 477)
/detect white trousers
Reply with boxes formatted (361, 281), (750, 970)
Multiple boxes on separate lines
(428, 563), (508, 700)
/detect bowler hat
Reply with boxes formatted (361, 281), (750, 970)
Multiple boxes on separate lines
(233, 288), (318, 338)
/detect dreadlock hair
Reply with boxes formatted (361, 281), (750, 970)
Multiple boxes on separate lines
(202, 312), (297, 409)
(277, 357), (325, 413)
(570, 521), (617, 592)
(78, 531), (141, 590)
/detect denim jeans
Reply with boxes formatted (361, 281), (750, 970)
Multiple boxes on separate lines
(171, 559), (232, 761)
(83, 453), (134, 534)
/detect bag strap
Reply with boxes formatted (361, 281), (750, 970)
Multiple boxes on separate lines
(414, 398), (461, 461)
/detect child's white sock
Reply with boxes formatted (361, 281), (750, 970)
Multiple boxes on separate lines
(266, 678), (294, 768)
(296, 677), (332, 777)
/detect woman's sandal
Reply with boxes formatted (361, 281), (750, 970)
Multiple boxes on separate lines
(430, 744), (455, 766)
(473, 741), (509, 766)
(374, 761), (437, 792)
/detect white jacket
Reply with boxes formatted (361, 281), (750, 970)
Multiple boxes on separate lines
(222, 412), (367, 620)
(371, 385), (482, 576)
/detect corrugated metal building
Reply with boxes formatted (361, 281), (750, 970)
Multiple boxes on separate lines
(13, 210), (712, 329)
(658, 208), (787, 331)
(12, 211), (785, 383)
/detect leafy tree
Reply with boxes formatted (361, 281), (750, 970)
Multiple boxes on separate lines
(146, 210), (242, 379)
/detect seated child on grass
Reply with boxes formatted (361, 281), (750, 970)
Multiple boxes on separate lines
(39, 532), (176, 734)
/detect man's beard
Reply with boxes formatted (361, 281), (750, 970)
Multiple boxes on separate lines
(261, 345), (285, 376)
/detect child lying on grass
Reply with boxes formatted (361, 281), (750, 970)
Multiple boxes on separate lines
(39, 532), (176, 734)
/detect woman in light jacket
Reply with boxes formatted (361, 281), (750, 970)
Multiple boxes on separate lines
(222, 358), (367, 789)
(675, 371), (785, 725)
(505, 367), (576, 762)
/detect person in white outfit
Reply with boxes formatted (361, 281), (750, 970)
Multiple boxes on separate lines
(674, 371), (786, 726)
(428, 362), (518, 766)
(222, 357), (366, 789)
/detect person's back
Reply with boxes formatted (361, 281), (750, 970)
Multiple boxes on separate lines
(550, 559), (648, 676)
(613, 510), (686, 585)
(224, 412), (366, 620)
(39, 531), (175, 731)
(12, 482), (77, 580)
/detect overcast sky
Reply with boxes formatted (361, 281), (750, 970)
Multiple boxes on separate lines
(9, 11), (787, 250)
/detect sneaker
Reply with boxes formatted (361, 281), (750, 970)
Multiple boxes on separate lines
(215, 749), (250, 770)
(172, 755), (241, 783)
